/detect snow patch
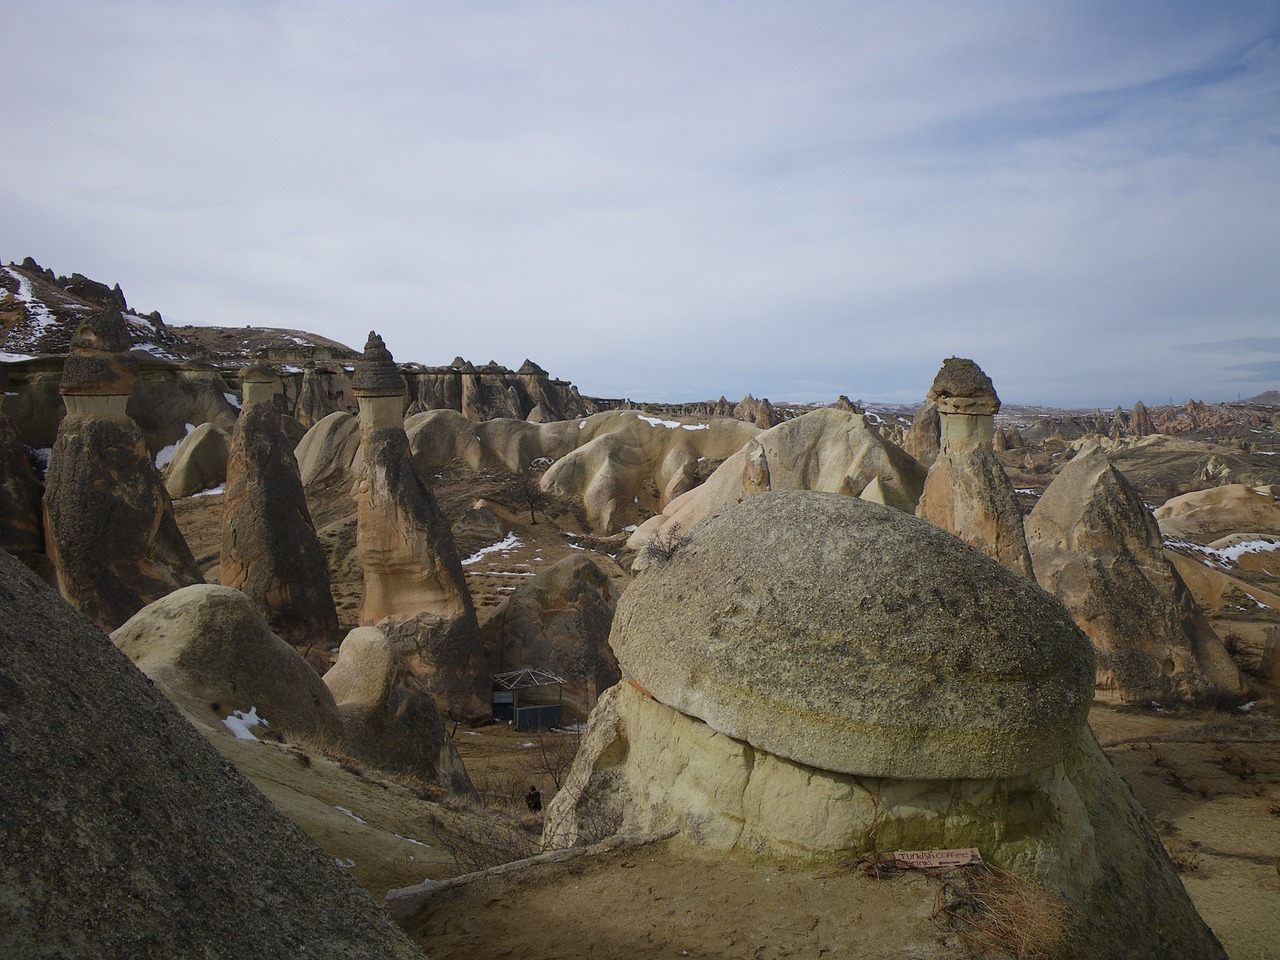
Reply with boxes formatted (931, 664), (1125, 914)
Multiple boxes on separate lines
(222, 706), (267, 740)
(189, 483), (226, 498)
(462, 532), (522, 565)
(334, 805), (366, 825)
(396, 834), (429, 847)
(636, 414), (709, 431)
(223, 391), (242, 410)
(0, 351), (37, 362)
(155, 423), (196, 469)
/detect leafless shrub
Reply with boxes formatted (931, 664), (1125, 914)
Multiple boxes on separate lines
(531, 725), (581, 790)
(934, 864), (1070, 960)
(642, 521), (691, 564)
(430, 811), (539, 874)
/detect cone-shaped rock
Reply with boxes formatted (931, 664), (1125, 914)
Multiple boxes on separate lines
(294, 360), (343, 428)
(1025, 442), (1242, 703)
(352, 332), (484, 718)
(43, 311), (200, 631)
(0, 550), (424, 960)
(220, 363), (339, 650)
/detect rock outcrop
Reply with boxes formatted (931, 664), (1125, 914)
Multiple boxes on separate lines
(323, 626), (475, 793)
(352, 333), (485, 719)
(628, 407), (926, 562)
(112, 583), (346, 741)
(915, 358), (1034, 577)
(162, 421), (232, 498)
(0, 407), (43, 566)
(1025, 443), (1242, 703)
(42, 308), (201, 631)
(480, 554), (622, 719)
(1154, 483), (1280, 543)
(0, 550), (424, 960)
(220, 363), (339, 650)
(544, 492), (1226, 959)
(294, 359), (345, 427)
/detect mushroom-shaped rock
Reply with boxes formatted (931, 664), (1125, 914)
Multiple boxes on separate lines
(324, 627), (475, 795)
(614, 491), (1094, 780)
(239, 361), (281, 408)
(58, 308), (139, 408)
(112, 584), (345, 742)
(926, 356), (999, 417)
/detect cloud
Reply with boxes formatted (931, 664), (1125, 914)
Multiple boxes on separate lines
(2, 2), (1279, 408)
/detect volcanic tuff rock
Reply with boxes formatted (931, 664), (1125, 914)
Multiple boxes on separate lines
(0, 410), (43, 563)
(323, 626), (476, 794)
(545, 492), (1225, 959)
(297, 410), (362, 489)
(43, 309), (201, 630)
(0, 550), (423, 959)
(916, 358), (1033, 577)
(112, 583), (345, 741)
(617, 492), (1092, 779)
(162, 421), (231, 498)
(353, 333), (485, 719)
(903, 398), (940, 466)
(629, 407), (926, 561)
(1154, 483), (1280, 543)
(480, 553), (622, 720)
(220, 366), (339, 649)
(1025, 443), (1242, 703)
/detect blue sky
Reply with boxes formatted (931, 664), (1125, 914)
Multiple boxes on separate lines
(3, 2), (1278, 407)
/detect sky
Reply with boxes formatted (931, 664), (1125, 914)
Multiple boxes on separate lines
(3, 2), (1278, 408)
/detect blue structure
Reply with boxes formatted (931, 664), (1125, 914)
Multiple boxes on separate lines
(491, 668), (566, 730)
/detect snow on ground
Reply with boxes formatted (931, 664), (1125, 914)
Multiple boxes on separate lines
(223, 391), (242, 410)
(189, 483), (226, 498)
(5, 267), (63, 333)
(222, 706), (267, 740)
(154, 423), (196, 469)
(637, 414), (709, 431)
(0, 351), (37, 362)
(334, 805), (367, 825)
(1169, 536), (1280, 568)
(462, 532), (522, 566)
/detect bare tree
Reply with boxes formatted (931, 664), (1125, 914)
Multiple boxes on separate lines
(506, 463), (550, 524)
(642, 521), (690, 564)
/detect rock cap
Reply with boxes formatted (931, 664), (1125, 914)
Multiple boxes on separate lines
(926, 357), (1000, 416)
(611, 490), (1094, 779)
(59, 308), (139, 397)
(351, 331), (404, 397)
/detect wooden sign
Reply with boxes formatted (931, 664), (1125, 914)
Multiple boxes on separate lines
(892, 848), (983, 869)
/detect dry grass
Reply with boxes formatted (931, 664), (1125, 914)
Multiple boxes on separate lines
(934, 865), (1069, 960)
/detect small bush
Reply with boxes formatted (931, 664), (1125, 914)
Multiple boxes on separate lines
(642, 521), (690, 564)
(934, 864), (1069, 960)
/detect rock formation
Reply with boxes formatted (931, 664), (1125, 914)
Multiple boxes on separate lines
(323, 626), (475, 793)
(480, 553), (622, 719)
(1025, 443), (1242, 703)
(1154, 483), (1280, 543)
(220, 363), (339, 650)
(545, 492), (1226, 959)
(915, 358), (1034, 577)
(903, 398), (940, 465)
(112, 583), (346, 741)
(297, 410), (362, 490)
(629, 407), (926, 562)
(162, 421), (232, 498)
(540, 412), (760, 534)
(0, 550), (424, 960)
(42, 308), (201, 631)
(0, 400), (43, 567)
(294, 359), (345, 427)
(352, 332), (486, 719)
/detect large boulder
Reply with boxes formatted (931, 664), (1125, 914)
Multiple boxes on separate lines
(544, 492), (1226, 959)
(112, 583), (345, 742)
(629, 408), (926, 561)
(0, 549), (423, 960)
(297, 410), (362, 490)
(323, 626), (475, 794)
(162, 420), (231, 498)
(1025, 443), (1242, 703)
(480, 553), (622, 719)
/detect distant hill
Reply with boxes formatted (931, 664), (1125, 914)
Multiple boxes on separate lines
(1247, 390), (1280, 407)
